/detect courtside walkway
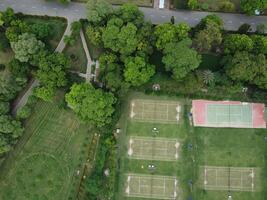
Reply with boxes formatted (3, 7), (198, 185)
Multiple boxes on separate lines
(1, 0), (267, 31)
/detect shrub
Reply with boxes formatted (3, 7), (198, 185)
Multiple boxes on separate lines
(17, 105), (31, 119)
(0, 64), (5, 71)
(219, 1), (235, 12)
(201, 3), (209, 11)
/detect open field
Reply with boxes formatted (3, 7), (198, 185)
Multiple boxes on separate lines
(0, 93), (92, 200)
(194, 126), (267, 200)
(63, 35), (87, 73)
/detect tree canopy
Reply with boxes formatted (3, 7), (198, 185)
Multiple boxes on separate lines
(124, 56), (155, 86)
(86, 0), (113, 24)
(240, 0), (267, 15)
(65, 83), (116, 127)
(225, 51), (267, 89)
(162, 39), (201, 80)
(11, 33), (44, 62)
(154, 23), (190, 50)
(223, 34), (254, 54)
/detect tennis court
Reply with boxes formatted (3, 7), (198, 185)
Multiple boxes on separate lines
(200, 166), (258, 192)
(192, 100), (266, 128)
(130, 99), (181, 123)
(128, 136), (180, 161)
(125, 174), (179, 199)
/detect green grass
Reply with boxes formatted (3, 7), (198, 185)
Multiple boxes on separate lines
(22, 16), (67, 50)
(63, 35), (87, 73)
(115, 92), (267, 200)
(193, 125), (267, 200)
(116, 93), (191, 200)
(0, 93), (93, 200)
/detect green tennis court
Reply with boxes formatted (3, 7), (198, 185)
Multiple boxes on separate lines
(125, 174), (179, 199)
(200, 166), (259, 192)
(207, 104), (252, 127)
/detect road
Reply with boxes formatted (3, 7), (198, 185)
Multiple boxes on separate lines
(1, 0), (267, 31)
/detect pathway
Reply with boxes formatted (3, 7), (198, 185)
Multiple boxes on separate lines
(80, 29), (94, 82)
(1, 0), (267, 31)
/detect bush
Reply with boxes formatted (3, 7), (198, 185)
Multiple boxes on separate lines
(219, 1), (235, 12)
(238, 23), (251, 34)
(201, 3), (209, 11)
(17, 105), (31, 119)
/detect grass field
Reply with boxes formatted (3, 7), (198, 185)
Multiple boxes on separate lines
(116, 93), (191, 200)
(194, 127), (267, 200)
(63, 35), (87, 73)
(0, 93), (92, 200)
(115, 92), (267, 200)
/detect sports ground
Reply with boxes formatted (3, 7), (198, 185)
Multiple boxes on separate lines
(116, 94), (267, 200)
(0, 93), (92, 200)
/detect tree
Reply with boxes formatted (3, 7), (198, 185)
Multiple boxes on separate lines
(34, 86), (55, 102)
(219, 1), (235, 12)
(193, 20), (222, 52)
(86, 0), (113, 24)
(0, 115), (24, 139)
(0, 101), (9, 115)
(0, 32), (9, 52)
(188, 0), (198, 9)
(1, 8), (16, 27)
(102, 20), (139, 55)
(36, 52), (70, 88)
(199, 70), (215, 85)
(225, 51), (267, 89)
(116, 3), (144, 26)
(8, 58), (30, 78)
(86, 25), (103, 46)
(65, 83), (116, 127)
(124, 56), (155, 86)
(154, 23), (190, 50)
(11, 33), (45, 62)
(251, 35), (267, 54)
(197, 14), (223, 30)
(162, 39), (201, 80)
(16, 105), (31, 119)
(223, 34), (254, 54)
(30, 23), (51, 39)
(240, 0), (267, 15)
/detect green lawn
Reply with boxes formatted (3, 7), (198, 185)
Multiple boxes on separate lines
(0, 93), (92, 200)
(0, 49), (13, 65)
(63, 35), (87, 73)
(115, 93), (192, 200)
(115, 92), (267, 200)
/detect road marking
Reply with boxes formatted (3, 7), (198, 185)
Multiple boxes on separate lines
(228, 20), (233, 23)
(32, 6), (36, 9)
(240, 21), (244, 24)
(150, 14), (154, 17)
(162, 15), (166, 18)
(251, 22), (255, 25)
(184, 17), (188, 20)
(53, 7), (58, 10)
(194, 18), (199, 21)
(75, 9), (79, 12)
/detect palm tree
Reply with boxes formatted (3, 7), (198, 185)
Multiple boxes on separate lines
(200, 70), (215, 85)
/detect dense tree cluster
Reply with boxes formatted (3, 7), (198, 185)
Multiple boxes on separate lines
(240, 0), (267, 15)
(65, 83), (116, 127)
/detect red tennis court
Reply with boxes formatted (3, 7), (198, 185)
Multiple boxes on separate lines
(192, 100), (266, 128)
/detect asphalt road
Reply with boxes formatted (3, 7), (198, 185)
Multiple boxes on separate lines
(1, 0), (267, 31)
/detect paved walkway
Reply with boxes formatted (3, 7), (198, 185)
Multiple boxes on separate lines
(80, 29), (93, 82)
(1, 0), (267, 31)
